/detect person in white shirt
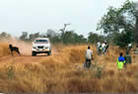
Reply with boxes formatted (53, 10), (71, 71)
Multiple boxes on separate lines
(97, 42), (101, 48)
(102, 42), (106, 54)
(97, 42), (101, 55)
(127, 43), (132, 53)
(85, 46), (93, 68)
(128, 43), (132, 50)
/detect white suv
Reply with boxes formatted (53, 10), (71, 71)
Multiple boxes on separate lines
(32, 38), (51, 56)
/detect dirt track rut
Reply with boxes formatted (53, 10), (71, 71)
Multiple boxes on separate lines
(0, 55), (52, 64)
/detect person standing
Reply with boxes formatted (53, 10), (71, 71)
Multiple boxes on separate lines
(105, 42), (109, 53)
(117, 53), (126, 70)
(127, 43), (132, 53)
(97, 42), (101, 55)
(85, 46), (93, 68)
(102, 42), (106, 54)
(124, 51), (132, 67)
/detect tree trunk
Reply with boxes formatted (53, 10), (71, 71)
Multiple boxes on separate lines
(135, 16), (138, 46)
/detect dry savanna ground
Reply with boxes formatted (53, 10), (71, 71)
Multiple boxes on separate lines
(0, 41), (138, 93)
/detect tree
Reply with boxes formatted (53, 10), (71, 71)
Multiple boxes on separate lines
(88, 32), (105, 44)
(46, 29), (61, 43)
(97, 0), (136, 48)
(75, 34), (87, 43)
(59, 23), (71, 43)
(29, 32), (40, 41)
(59, 31), (87, 44)
(134, 2), (138, 44)
(47, 29), (57, 38)
(19, 32), (28, 41)
(0, 32), (11, 40)
(114, 31), (134, 47)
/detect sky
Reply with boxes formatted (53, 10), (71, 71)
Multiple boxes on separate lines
(0, 0), (137, 37)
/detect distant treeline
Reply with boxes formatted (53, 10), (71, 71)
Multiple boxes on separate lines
(0, 30), (106, 44)
(0, 0), (137, 48)
(19, 30), (105, 44)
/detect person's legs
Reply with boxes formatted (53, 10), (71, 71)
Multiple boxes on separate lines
(97, 47), (99, 54)
(98, 47), (101, 55)
(85, 59), (91, 68)
(124, 63), (127, 68)
(85, 59), (88, 68)
(103, 48), (106, 54)
(87, 59), (91, 68)
(102, 48), (104, 54)
(89, 60), (91, 68)
(98, 49), (100, 55)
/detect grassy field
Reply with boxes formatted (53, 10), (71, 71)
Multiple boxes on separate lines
(0, 42), (138, 93)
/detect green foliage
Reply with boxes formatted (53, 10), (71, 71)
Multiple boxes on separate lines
(29, 32), (41, 41)
(19, 30), (87, 44)
(19, 32), (28, 41)
(62, 31), (87, 44)
(97, 0), (136, 48)
(88, 32), (105, 43)
(0, 32), (11, 40)
(114, 31), (134, 48)
(49, 35), (61, 44)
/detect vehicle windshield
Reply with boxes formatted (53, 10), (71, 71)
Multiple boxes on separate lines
(35, 39), (48, 43)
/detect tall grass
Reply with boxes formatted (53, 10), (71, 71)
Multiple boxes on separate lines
(0, 42), (10, 56)
(0, 43), (137, 93)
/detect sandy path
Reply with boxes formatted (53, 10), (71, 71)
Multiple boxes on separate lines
(0, 55), (51, 64)
(0, 39), (59, 64)
(0, 43), (59, 64)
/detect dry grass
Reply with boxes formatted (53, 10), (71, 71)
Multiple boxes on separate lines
(0, 42), (10, 57)
(0, 43), (138, 93)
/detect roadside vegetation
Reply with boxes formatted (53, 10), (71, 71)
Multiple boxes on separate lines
(0, 0), (138, 93)
(0, 43), (138, 93)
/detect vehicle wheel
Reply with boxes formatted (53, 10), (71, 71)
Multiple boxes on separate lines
(32, 51), (36, 56)
(47, 51), (51, 56)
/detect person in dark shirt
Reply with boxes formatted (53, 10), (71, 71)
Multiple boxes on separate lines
(124, 51), (132, 67)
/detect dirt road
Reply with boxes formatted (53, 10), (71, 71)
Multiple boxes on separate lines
(0, 45), (138, 93)
(0, 55), (53, 64)
(0, 39), (60, 64)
